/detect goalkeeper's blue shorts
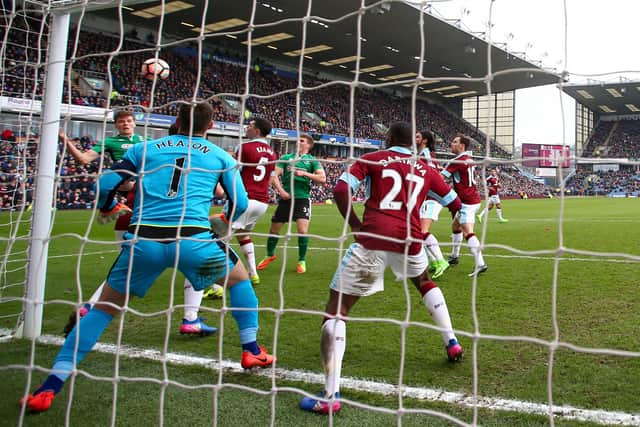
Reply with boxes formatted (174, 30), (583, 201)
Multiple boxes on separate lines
(106, 231), (238, 297)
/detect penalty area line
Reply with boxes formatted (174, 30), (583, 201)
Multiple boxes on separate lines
(4, 331), (639, 426)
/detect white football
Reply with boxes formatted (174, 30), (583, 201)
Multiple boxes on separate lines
(141, 58), (170, 81)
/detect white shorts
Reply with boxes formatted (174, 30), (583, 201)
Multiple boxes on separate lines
(230, 199), (269, 232)
(329, 243), (428, 297)
(488, 195), (501, 206)
(420, 200), (444, 221)
(455, 202), (481, 225)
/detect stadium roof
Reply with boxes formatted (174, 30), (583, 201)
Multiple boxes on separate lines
(562, 81), (640, 116)
(88, 0), (559, 100)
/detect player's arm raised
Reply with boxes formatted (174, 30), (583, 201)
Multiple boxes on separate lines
(60, 129), (100, 165)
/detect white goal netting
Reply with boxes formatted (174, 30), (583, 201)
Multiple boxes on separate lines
(1, 0), (640, 426)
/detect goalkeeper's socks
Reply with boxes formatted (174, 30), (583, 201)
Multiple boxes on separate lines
(34, 375), (64, 396)
(229, 279), (259, 347)
(242, 341), (261, 355)
(53, 308), (114, 381)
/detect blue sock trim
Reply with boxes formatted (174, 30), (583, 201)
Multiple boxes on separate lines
(241, 340), (260, 355)
(239, 327), (258, 345)
(35, 375), (64, 395)
(50, 360), (74, 382)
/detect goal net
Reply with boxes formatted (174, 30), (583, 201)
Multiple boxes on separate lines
(2, 0), (639, 426)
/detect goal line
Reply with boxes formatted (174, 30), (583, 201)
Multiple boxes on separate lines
(3, 329), (638, 427)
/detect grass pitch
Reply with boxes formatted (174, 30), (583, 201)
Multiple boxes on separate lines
(1, 197), (639, 426)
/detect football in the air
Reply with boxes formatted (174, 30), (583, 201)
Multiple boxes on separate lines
(141, 58), (170, 80)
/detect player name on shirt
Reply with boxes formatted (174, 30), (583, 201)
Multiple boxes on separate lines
(379, 155), (428, 176)
(154, 139), (211, 154)
(255, 146), (272, 154)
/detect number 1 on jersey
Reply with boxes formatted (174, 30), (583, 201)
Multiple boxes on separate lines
(167, 157), (185, 197)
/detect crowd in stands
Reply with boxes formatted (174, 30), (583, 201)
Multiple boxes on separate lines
(0, 130), (36, 210)
(0, 125), (549, 212)
(581, 121), (614, 158)
(582, 119), (640, 160)
(565, 168), (640, 196)
(487, 166), (547, 198)
(6, 15), (638, 211)
(2, 19), (508, 158)
(0, 129), (107, 210)
(599, 120), (640, 159)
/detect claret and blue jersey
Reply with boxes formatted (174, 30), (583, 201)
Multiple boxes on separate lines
(338, 146), (457, 255)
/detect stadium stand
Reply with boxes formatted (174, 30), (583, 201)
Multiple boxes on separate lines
(564, 168), (640, 197)
(0, 18), (550, 210)
(564, 115), (640, 197)
(592, 119), (640, 159)
(2, 23), (509, 156)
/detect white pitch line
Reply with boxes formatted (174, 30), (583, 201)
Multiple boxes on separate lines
(3, 245), (639, 266)
(2, 331), (639, 426)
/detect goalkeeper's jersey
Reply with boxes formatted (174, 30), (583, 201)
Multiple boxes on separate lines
(100, 134), (247, 229)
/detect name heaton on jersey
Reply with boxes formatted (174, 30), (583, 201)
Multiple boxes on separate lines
(379, 156), (427, 176)
(155, 139), (211, 154)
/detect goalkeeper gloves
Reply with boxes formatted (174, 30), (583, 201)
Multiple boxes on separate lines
(97, 200), (131, 225)
(210, 212), (230, 237)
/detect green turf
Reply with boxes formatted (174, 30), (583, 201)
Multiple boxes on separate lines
(1, 197), (639, 425)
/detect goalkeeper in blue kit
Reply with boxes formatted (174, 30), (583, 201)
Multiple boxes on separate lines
(20, 102), (275, 413)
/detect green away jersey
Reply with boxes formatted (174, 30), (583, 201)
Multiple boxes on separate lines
(91, 134), (144, 162)
(278, 153), (322, 199)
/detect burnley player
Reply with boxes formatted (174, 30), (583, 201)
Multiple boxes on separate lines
(477, 168), (509, 223)
(21, 102), (275, 413)
(299, 122), (463, 415)
(210, 118), (278, 286)
(416, 130), (450, 279)
(441, 134), (488, 277)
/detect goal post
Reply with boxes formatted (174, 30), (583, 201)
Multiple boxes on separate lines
(20, 11), (70, 339)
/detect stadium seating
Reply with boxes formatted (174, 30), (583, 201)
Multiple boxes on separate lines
(564, 168), (640, 197)
(0, 20), (568, 209)
(582, 119), (640, 160)
(1, 23), (508, 156)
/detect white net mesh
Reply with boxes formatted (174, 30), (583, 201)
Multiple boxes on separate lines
(1, 1), (640, 426)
